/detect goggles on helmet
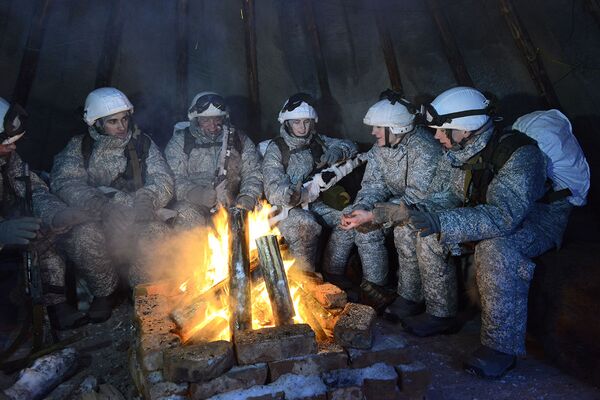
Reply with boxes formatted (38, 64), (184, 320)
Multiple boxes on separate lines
(1, 104), (28, 145)
(421, 102), (493, 128)
(379, 89), (418, 114)
(282, 93), (315, 112)
(189, 94), (227, 115)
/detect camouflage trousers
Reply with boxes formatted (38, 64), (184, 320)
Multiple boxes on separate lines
(170, 200), (214, 231)
(59, 220), (169, 297)
(394, 224), (457, 318)
(323, 226), (389, 286)
(474, 201), (572, 355)
(278, 202), (342, 273)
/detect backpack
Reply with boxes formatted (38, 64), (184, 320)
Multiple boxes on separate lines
(512, 109), (590, 206)
(270, 135), (326, 173)
(81, 130), (152, 191)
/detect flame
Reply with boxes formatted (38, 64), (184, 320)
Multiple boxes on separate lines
(181, 200), (306, 341)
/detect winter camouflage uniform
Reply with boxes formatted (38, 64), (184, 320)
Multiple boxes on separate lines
(433, 127), (566, 355)
(51, 127), (174, 296)
(263, 126), (357, 272)
(165, 119), (263, 229)
(323, 126), (441, 285)
(1, 152), (69, 305)
(397, 128), (496, 317)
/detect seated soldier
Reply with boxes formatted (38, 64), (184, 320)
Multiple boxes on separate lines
(165, 91), (262, 228)
(262, 93), (358, 273)
(323, 90), (441, 313)
(0, 97), (89, 330)
(51, 88), (174, 323)
(375, 87), (584, 378)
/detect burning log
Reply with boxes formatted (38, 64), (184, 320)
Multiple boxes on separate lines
(170, 279), (227, 330)
(255, 235), (295, 326)
(184, 314), (229, 344)
(296, 286), (335, 340)
(228, 207), (252, 333)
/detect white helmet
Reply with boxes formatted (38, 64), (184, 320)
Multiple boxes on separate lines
(0, 98), (9, 134)
(188, 91), (228, 119)
(278, 93), (318, 124)
(83, 87), (134, 126)
(424, 86), (491, 131)
(363, 98), (415, 135)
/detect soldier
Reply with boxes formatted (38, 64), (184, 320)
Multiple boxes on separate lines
(323, 90), (441, 313)
(0, 98), (89, 330)
(375, 87), (579, 378)
(263, 93), (358, 272)
(165, 91), (262, 228)
(51, 87), (174, 323)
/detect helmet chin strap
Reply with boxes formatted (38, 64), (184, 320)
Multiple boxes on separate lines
(446, 119), (494, 151)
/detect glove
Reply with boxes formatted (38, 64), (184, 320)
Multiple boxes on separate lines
(0, 217), (41, 246)
(133, 192), (155, 222)
(101, 204), (134, 237)
(215, 179), (235, 208)
(187, 185), (217, 208)
(235, 194), (256, 211)
(372, 202), (411, 226)
(284, 181), (304, 207)
(320, 148), (344, 166)
(408, 211), (441, 237)
(52, 208), (93, 230)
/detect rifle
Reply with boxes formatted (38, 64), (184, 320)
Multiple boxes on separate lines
(211, 125), (236, 212)
(268, 152), (368, 226)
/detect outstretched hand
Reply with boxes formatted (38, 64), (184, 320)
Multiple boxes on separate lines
(340, 209), (373, 230)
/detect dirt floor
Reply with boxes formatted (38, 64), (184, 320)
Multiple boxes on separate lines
(1, 302), (599, 400)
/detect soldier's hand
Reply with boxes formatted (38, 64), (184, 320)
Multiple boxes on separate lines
(284, 181), (304, 207)
(133, 192), (155, 222)
(215, 180), (234, 208)
(187, 185), (217, 208)
(235, 195), (256, 211)
(0, 217), (41, 246)
(372, 202), (411, 226)
(52, 208), (93, 229)
(320, 148), (343, 166)
(340, 209), (373, 230)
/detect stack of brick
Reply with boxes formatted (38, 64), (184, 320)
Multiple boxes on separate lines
(130, 282), (431, 400)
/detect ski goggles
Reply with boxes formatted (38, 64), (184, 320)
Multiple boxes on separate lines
(1, 104), (28, 145)
(189, 94), (227, 115)
(379, 89), (418, 114)
(421, 102), (493, 127)
(282, 93), (316, 112)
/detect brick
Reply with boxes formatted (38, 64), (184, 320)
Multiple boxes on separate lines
(333, 303), (376, 349)
(137, 332), (180, 371)
(348, 334), (410, 368)
(362, 378), (400, 400)
(322, 363), (397, 390)
(234, 323), (317, 365)
(148, 381), (189, 400)
(189, 363), (268, 399)
(134, 294), (170, 321)
(138, 314), (177, 336)
(311, 283), (348, 309)
(268, 343), (348, 381)
(163, 340), (234, 383)
(327, 386), (364, 400)
(395, 361), (430, 397)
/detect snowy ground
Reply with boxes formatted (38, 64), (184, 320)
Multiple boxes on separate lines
(1, 302), (599, 399)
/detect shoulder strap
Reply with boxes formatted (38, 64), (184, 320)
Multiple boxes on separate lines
(183, 127), (196, 156)
(125, 132), (152, 190)
(272, 136), (290, 170)
(464, 129), (536, 206)
(81, 133), (94, 169)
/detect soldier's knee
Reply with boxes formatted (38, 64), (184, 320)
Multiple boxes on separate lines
(475, 238), (515, 279)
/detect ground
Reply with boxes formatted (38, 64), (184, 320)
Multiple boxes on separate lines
(1, 301), (598, 399)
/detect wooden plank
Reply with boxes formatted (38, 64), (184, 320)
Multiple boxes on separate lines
(176, 0), (190, 120)
(425, 0), (474, 87)
(241, 0), (261, 134)
(498, 0), (561, 108)
(11, 0), (52, 106)
(94, 0), (124, 88)
(374, 0), (403, 93)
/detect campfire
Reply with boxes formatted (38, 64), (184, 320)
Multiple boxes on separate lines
(129, 202), (415, 399)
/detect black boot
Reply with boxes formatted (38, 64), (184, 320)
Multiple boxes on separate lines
(402, 312), (461, 337)
(385, 296), (425, 319)
(47, 302), (88, 330)
(360, 280), (398, 314)
(88, 292), (121, 323)
(463, 345), (516, 379)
